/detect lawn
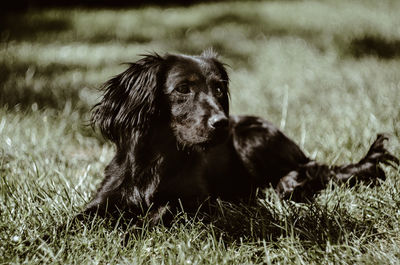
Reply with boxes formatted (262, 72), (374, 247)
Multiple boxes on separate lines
(1, 0), (400, 264)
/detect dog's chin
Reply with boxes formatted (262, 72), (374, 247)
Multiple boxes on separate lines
(205, 129), (230, 146)
(177, 130), (229, 151)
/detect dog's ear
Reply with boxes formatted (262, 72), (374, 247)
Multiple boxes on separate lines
(91, 54), (164, 144)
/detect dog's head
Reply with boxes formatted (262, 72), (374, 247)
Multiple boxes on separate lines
(92, 50), (230, 148)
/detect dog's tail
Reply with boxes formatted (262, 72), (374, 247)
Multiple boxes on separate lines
(276, 134), (399, 201)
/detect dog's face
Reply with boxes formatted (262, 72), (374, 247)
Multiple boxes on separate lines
(163, 54), (230, 147)
(92, 51), (230, 148)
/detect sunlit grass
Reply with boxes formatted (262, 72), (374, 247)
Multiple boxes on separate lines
(1, 0), (400, 264)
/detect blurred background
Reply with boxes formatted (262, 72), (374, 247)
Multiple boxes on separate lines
(1, 0), (399, 176)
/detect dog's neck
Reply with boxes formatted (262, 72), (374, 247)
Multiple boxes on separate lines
(122, 128), (200, 184)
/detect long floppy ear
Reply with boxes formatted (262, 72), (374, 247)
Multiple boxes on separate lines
(91, 54), (164, 144)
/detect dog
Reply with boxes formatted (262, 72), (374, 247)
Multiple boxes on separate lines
(84, 50), (398, 224)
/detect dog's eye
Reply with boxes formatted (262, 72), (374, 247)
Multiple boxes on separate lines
(175, 84), (191, 94)
(215, 87), (224, 98)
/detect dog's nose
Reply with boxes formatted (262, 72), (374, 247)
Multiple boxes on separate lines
(209, 115), (229, 130)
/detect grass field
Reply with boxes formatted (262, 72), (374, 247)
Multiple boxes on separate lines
(1, 0), (400, 264)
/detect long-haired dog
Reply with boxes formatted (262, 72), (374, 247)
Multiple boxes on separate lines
(84, 50), (398, 224)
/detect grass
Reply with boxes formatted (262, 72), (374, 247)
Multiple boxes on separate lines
(1, 0), (400, 263)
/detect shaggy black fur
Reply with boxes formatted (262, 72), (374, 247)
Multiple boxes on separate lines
(84, 51), (399, 224)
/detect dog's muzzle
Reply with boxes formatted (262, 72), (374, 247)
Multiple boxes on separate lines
(207, 114), (229, 144)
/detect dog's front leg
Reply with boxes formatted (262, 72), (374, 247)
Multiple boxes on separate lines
(275, 161), (332, 201)
(145, 204), (171, 226)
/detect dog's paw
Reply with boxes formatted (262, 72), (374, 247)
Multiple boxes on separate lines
(363, 134), (399, 167)
(339, 134), (399, 183)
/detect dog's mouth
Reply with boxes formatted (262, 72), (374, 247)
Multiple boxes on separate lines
(175, 127), (229, 150)
(209, 126), (230, 143)
(193, 127), (230, 149)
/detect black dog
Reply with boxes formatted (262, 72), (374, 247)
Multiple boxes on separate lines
(85, 50), (398, 224)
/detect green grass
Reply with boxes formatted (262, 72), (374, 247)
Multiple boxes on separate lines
(1, 0), (400, 263)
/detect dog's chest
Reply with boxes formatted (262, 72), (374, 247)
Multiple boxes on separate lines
(155, 156), (209, 206)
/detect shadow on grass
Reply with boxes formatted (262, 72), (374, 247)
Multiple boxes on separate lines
(95, 196), (378, 251)
(0, 13), (71, 41)
(4, 0), (300, 10)
(189, 11), (318, 39)
(1, 9), (318, 43)
(203, 198), (376, 247)
(348, 35), (400, 59)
